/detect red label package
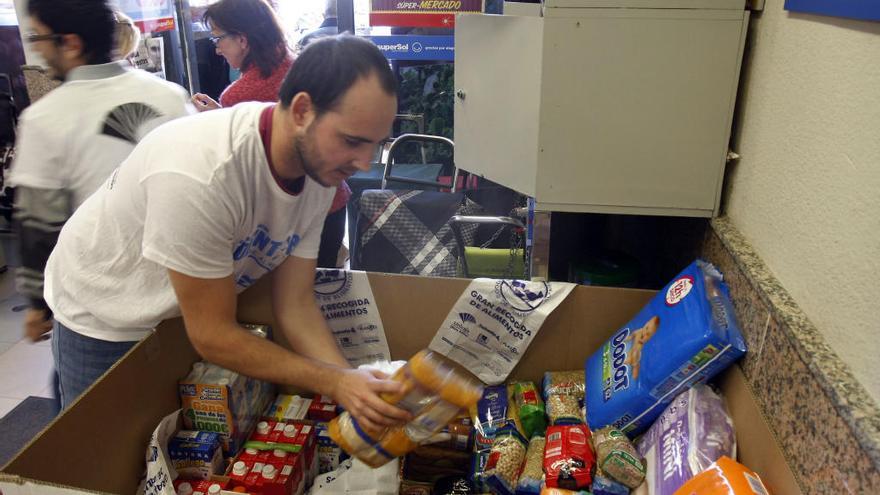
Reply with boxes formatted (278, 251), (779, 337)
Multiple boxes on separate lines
(543, 424), (595, 490)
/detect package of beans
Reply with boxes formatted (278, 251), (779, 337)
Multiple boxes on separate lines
(593, 426), (646, 489)
(515, 436), (546, 495)
(542, 371), (585, 425)
(483, 426), (529, 495)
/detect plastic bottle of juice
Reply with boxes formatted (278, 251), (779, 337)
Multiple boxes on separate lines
(328, 350), (483, 467)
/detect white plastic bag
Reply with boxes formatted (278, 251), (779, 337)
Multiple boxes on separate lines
(309, 457), (399, 495)
(137, 409), (181, 495)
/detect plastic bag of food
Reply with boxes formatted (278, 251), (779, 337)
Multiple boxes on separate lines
(593, 426), (646, 489)
(471, 448), (492, 493)
(483, 426), (529, 495)
(510, 382), (548, 438)
(515, 436), (546, 495)
(543, 425), (594, 490)
(637, 385), (736, 495)
(543, 371), (585, 398)
(542, 371), (585, 425)
(672, 457), (769, 495)
(592, 473), (631, 495)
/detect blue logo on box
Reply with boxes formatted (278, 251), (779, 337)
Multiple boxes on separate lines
(367, 35), (454, 61)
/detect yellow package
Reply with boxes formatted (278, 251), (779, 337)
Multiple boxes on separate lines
(328, 350), (483, 467)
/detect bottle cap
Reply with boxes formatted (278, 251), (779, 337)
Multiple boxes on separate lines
(232, 461), (248, 476)
(283, 424), (297, 437)
(261, 464), (277, 480)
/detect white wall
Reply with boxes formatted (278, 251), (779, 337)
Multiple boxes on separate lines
(725, 1), (880, 400)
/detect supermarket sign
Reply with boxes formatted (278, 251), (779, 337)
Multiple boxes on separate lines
(370, 0), (484, 28)
(368, 35), (454, 61)
(116, 0), (176, 33)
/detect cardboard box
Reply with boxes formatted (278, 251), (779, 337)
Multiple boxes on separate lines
(0, 273), (802, 494)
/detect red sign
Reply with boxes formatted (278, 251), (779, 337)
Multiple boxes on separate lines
(370, 0), (483, 28)
(134, 17), (176, 33)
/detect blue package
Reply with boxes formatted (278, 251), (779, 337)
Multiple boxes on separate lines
(591, 474), (630, 495)
(168, 430), (223, 479)
(585, 260), (746, 437)
(474, 385), (511, 445)
(470, 449), (491, 492)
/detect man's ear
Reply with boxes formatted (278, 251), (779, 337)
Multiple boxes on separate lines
(289, 92), (315, 130)
(60, 33), (85, 62)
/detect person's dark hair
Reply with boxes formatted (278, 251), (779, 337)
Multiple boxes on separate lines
(279, 35), (396, 114)
(203, 0), (288, 78)
(27, 0), (115, 65)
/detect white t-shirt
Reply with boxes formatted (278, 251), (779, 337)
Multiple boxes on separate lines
(9, 63), (192, 208)
(45, 103), (336, 342)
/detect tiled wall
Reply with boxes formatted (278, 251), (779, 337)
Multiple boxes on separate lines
(702, 218), (880, 494)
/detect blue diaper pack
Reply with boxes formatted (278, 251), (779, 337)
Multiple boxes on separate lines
(584, 260), (746, 437)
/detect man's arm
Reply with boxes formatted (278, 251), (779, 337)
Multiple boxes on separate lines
(13, 186), (70, 340)
(270, 255), (411, 430)
(271, 255), (348, 367)
(169, 268), (409, 431)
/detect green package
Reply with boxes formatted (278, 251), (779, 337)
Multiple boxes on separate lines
(510, 381), (547, 438)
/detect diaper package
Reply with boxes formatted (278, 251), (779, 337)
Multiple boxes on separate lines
(637, 385), (737, 495)
(585, 260), (746, 436)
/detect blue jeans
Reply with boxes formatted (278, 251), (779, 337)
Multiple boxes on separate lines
(51, 321), (137, 409)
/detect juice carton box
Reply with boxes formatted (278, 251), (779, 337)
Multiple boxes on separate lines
(179, 364), (275, 456)
(265, 394), (312, 421)
(307, 395), (339, 422)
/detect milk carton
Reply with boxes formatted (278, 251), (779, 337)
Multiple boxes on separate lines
(168, 430), (223, 480)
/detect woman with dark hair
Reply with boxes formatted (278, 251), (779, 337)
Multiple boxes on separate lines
(191, 0), (292, 110)
(192, 0), (351, 269)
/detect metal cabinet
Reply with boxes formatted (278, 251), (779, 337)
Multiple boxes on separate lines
(454, 0), (749, 217)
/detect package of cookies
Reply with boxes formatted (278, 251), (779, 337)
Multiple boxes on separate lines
(584, 260), (746, 436)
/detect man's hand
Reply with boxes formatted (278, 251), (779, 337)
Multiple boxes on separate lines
(24, 308), (52, 342)
(330, 368), (412, 433)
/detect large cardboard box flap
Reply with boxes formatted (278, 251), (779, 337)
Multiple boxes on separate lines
(1, 273), (800, 494)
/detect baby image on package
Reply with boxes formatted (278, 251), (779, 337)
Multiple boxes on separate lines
(584, 260), (746, 437)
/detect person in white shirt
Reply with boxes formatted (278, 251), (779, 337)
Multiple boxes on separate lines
(45, 34), (411, 431)
(10, 1), (191, 351)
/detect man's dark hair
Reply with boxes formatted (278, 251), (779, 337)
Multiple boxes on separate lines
(279, 34), (396, 114)
(27, 0), (116, 65)
(203, 0), (287, 78)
